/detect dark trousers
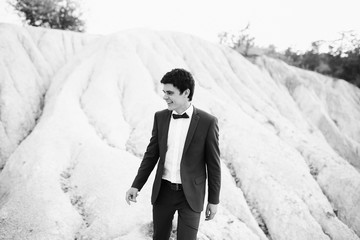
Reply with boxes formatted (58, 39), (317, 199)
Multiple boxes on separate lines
(153, 180), (201, 240)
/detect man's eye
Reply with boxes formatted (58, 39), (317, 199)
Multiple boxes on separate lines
(163, 91), (173, 95)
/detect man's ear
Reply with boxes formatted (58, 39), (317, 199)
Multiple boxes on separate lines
(184, 89), (190, 97)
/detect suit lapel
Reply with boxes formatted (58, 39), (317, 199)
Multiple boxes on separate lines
(159, 110), (172, 161)
(183, 107), (200, 155)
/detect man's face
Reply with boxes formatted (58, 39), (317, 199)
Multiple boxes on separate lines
(162, 83), (190, 114)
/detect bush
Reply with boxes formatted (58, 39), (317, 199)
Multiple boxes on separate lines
(9, 0), (85, 32)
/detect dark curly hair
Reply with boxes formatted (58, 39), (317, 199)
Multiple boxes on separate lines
(160, 68), (195, 101)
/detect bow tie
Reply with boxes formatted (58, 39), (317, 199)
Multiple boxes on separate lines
(172, 112), (189, 119)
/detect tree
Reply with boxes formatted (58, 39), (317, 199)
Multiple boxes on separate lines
(218, 24), (255, 56)
(9, 0), (85, 32)
(218, 27), (360, 88)
(284, 47), (301, 66)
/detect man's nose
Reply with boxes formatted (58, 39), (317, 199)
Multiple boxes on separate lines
(163, 93), (169, 100)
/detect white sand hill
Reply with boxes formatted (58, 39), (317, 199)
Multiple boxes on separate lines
(0, 23), (359, 240)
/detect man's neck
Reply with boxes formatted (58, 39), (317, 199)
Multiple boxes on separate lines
(174, 103), (191, 114)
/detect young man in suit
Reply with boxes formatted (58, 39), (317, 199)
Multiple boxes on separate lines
(126, 68), (221, 240)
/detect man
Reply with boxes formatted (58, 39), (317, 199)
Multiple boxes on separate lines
(125, 68), (221, 240)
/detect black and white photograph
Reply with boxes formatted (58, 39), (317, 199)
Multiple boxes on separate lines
(0, 0), (359, 239)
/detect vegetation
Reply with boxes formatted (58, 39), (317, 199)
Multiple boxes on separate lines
(218, 24), (255, 56)
(219, 28), (360, 88)
(9, 0), (85, 32)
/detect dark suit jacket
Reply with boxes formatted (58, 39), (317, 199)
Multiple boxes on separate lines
(131, 107), (221, 212)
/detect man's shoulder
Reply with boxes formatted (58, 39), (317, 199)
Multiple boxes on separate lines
(194, 107), (217, 121)
(155, 109), (170, 115)
(154, 109), (171, 118)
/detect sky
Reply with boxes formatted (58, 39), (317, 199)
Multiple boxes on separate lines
(1, 0), (359, 52)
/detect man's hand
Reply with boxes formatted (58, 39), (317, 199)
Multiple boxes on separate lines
(205, 203), (218, 221)
(125, 187), (139, 205)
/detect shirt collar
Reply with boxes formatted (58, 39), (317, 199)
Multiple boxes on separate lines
(173, 104), (193, 117)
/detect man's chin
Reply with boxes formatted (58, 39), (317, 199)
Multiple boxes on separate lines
(166, 104), (174, 110)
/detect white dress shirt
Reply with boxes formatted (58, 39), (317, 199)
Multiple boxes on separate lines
(162, 105), (194, 184)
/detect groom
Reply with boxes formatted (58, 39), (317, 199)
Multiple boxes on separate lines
(126, 68), (221, 240)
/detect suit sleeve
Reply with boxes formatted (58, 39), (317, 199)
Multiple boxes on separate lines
(205, 117), (221, 204)
(131, 113), (160, 191)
